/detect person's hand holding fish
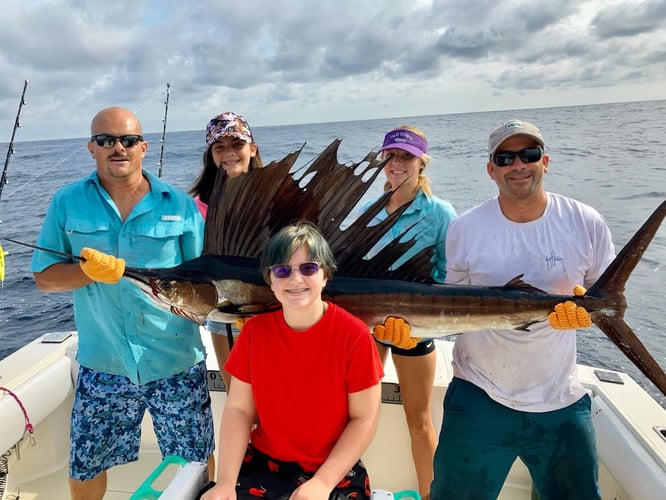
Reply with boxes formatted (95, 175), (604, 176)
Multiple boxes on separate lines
(80, 248), (125, 284)
(549, 285), (592, 329)
(373, 316), (420, 349)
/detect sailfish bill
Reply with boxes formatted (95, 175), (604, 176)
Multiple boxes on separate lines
(121, 139), (666, 397)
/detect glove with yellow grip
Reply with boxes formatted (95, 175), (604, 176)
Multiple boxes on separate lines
(373, 316), (420, 349)
(548, 285), (592, 330)
(80, 248), (125, 284)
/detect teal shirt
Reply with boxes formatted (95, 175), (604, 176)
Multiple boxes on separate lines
(364, 190), (456, 283)
(31, 170), (205, 384)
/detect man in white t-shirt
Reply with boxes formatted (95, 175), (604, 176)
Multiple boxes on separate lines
(430, 120), (614, 500)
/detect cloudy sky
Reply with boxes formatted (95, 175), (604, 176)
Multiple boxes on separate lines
(1, 0), (665, 141)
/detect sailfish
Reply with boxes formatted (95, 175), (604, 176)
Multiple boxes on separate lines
(121, 140), (666, 397)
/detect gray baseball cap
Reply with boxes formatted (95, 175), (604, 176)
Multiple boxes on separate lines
(488, 120), (545, 156)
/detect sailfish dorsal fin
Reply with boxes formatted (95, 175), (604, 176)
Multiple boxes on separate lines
(203, 139), (435, 282)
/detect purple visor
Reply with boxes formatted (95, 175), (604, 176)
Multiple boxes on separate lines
(379, 129), (428, 157)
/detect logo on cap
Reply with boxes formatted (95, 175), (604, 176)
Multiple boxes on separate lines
(379, 129), (428, 156)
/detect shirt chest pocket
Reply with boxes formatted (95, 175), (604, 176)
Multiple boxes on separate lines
(64, 218), (114, 255)
(64, 218), (188, 267)
(127, 221), (187, 267)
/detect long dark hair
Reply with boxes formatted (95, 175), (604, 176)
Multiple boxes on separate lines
(188, 146), (264, 205)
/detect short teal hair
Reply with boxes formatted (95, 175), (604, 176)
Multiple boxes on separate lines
(261, 221), (337, 284)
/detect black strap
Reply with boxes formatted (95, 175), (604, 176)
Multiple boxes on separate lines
(226, 322), (235, 349)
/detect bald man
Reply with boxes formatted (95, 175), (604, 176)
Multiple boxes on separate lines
(31, 107), (214, 499)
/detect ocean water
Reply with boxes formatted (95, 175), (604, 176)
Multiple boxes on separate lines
(1, 100), (665, 405)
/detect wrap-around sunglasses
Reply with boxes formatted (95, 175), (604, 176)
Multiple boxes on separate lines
(492, 147), (543, 167)
(90, 134), (144, 148)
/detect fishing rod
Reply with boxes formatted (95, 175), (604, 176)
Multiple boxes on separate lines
(0, 79), (29, 205)
(3, 237), (84, 261)
(0, 80), (29, 281)
(157, 82), (170, 178)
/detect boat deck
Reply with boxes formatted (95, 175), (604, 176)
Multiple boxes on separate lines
(2, 330), (666, 499)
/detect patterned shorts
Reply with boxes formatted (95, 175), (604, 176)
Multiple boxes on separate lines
(236, 444), (371, 500)
(69, 361), (214, 481)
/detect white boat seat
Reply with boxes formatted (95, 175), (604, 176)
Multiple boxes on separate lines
(0, 356), (74, 453)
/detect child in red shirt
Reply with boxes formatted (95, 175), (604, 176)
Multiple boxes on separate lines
(203, 221), (384, 500)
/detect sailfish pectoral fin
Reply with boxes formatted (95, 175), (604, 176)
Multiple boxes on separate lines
(216, 294), (282, 315)
(234, 302), (282, 315)
(209, 302), (283, 323)
(593, 314), (666, 397)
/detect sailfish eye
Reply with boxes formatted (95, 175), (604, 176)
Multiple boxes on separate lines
(159, 280), (173, 291)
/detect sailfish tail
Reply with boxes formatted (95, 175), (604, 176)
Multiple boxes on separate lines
(586, 200), (666, 395)
(594, 316), (666, 396)
(588, 200), (665, 298)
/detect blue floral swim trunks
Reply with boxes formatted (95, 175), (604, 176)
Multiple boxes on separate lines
(69, 361), (214, 481)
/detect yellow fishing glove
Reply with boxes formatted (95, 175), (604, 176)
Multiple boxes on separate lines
(373, 316), (420, 349)
(80, 248), (125, 284)
(548, 285), (592, 329)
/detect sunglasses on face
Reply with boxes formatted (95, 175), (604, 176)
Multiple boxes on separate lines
(492, 147), (543, 167)
(90, 134), (144, 148)
(270, 262), (320, 279)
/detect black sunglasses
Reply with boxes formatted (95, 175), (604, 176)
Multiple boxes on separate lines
(492, 147), (543, 167)
(90, 134), (144, 148)
(270, 262), (320, 279)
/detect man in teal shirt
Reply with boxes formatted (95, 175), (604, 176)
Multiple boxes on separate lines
(31, 106), (214, 500)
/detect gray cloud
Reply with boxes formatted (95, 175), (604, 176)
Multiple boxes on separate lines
(592, 0), (666, 38)
(435, 28), (502, 59)
(0, 0), (664, 141)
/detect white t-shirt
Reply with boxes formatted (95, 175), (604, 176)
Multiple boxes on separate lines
(446, 192), (615, 412)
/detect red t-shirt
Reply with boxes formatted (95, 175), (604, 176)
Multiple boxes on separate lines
(225, 302), (384, 471)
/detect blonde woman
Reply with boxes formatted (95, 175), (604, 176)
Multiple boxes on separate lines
(368, 126), (457, 500)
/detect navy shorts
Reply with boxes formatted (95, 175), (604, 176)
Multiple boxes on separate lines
(69, 361), (215, 481)
(431, 377), (600, 500)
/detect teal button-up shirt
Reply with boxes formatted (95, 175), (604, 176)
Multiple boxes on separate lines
(31, 169), (205, 384)
(364, 190), (456, 283)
